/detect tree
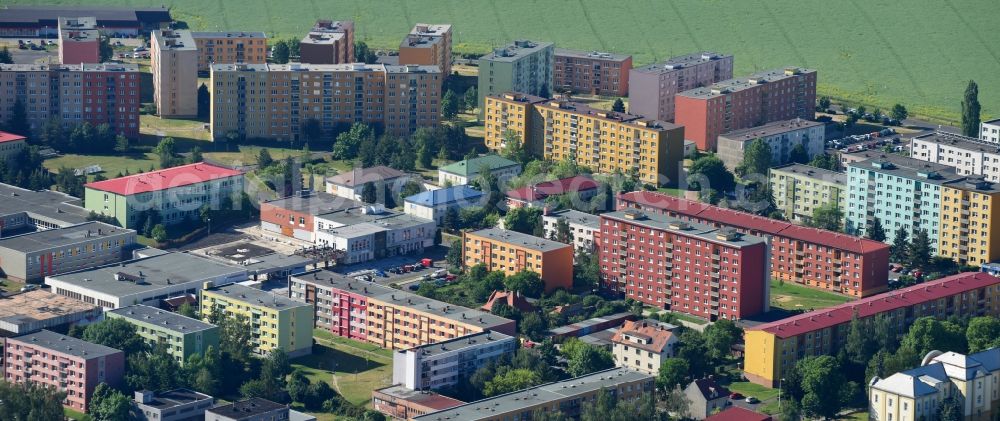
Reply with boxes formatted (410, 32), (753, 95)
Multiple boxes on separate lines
(809, 153), (839, 171)
(844, 316), (876, 367)
(504, 271), (545, 298)
(5, 98), (29, 136)
(99, 36), (114, 62)
(418, 143), (434, 168)
(891, 226), (909, 263)
(197, 83), (210, 118)
(562, 339), (616, 377)
(113, 134), (130, 153)
(554, 218), (572, 244)
(891, 103), (909, 122)
(703, 318), (741, 361)
(178, 302), (198, 319)
(818, 97), (831, 110)
(503, 207), (542, 235)
(150, 224), (168, 242)
(0, 46), (13, 64)
(611, 98), (625, 113)
(788, 143), (809, 164)
(484, 368), (541, 397)
(446, 239), (463, 269)
(688, 154), (735, 193)
(126, 343), (184, 393)
(796, 356), (847, 419)
(257, 148), (274, 168)
(188, 146), (203, 164)
(463, 87), (478, 112)
(154, 137), (179, 168)
(272, 40), (290, 64)
(401, 180), (422, 199)
(354, 40), (378, 64)
(500, 130), (531, 166)
(807, 203), (843, 232)
(657, 358), (689, 390)
(442, 90), (460, 119)
(966, 316), (1000, 353)
(0, 381), (66, 421)
(83, 318), (145, 356)
(864, 217), (887, 242)
(962, 80), (981, 137)
(937, 397), (963, 421)
(332, 122), (373, 160)
(735, 138), (772, 177)
(89, 383), (130, 421)
(519, 312), (547, 340)
(900, 317), (967, 357)
(907, 228), (933, 270)
(361, 182), (378, 204)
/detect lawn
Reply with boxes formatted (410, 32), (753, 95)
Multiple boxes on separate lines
(726, 381), (780, 402)
(64, 407), (93, 421)
(0, 277), (26, 295)
(140, 114), (212, 142)
(295, 331), (393, 406)
(43, 152), (159, 180)
(11, 0), (999, 122)
(769, 279), (854, 311)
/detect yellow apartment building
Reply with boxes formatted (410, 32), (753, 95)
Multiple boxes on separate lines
(462, 228), (574, 293)
(484, 93), (547, 155)
(200, 283), (314, 358)
(939, 177), (1000, 266)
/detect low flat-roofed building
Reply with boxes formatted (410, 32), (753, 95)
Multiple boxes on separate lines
(0, 183), (91, 234)
(107, 304), (219, 365)
(548, 312), (637, 340)
(505, 176), (600, 209)
(0, 290), (102, 336)
(45, 251), (247, 309)
(260, 192), (364, 242)
(414, 368), (655, 421)
(206, 397), (316, 421)
(393, 330), (517, 390)
(313, 207), (436, 265)
(200, 284), (313, 358)
(199, 241), (313, 282)
(0, 131), (27, 162)
(372, 385), (465, 420)
(132, 389), (215, 421)
(404, 185), (485, 225)
(0, 222), (136, 282)
(437, 155), (522, 186)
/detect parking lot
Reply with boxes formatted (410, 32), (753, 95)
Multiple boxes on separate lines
(328, 245), (451, 288)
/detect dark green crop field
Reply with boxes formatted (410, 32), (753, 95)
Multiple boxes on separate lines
(11, 0), (1000, 122)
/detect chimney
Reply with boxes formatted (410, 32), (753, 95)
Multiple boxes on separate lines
(135, 390), (154, 404)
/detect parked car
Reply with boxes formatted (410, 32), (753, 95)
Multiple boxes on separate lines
(133, 46), (147, 52)
(20, 284), (39, 292)
(745, 397), (760, 404)
(729, 392), (744, 400)
(407, 283), (420, 291)
(445, 274), (457, 282)
(374, 270), (387, 278)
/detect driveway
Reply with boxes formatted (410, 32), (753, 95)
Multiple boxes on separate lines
(327, 245), (451, 288)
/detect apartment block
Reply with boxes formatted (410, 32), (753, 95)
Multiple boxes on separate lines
(200, 283), (313, 358)
(0, 131), (27, 162)
(597, 210), (769, 320)
(289, 270), (516, 350)
(553, 49), (632, 96)
(132, 389), (216, 421)
(84, 162), (244, 229)
(0, 221), (135, 282)
(744, 272), (1000, 387)
(393, 330), (517, 390)
(211, 62), (442, 139)
(463, 228), (574, 293)
(399, 24), (452, 75)
(910, 131), (1000, 182)
(300, 20), (354, 65)
(768, 164), (846, 224)
(4, 330), (125, 411)
(716, 119), (826, 171)
(611, 320), (678, 375)
(151, 29), (198, 117)
(675, 67), (817, 151)
(845, 154), (963, 251)
(618, 191), (891, 297)
(0, 290), (101, 336)
(0, 63), (141, 138)
(542, 209), (600, 252)
(207, 397), (315, 421)
(869, 349), (1000, 421)
(483, 95), (686, 186)
(477, 40), (554, 112)
(628, 52), (734, 122)
(57, 17), (100, 64)
(437, 154), (522, 186)
(414, 368), (655, 421)
(982, 119), (1000, 144)
(372, 385), (464, 420)
(191, 31), (267, 72)
(937, 177), (1000, 266)
(107, 304), (220, 365)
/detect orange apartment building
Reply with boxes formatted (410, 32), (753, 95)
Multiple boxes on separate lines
(462, 228), (574, 293)
(191, 31), (267, 72)
(554, 48), (632, 96)
(483, 93), (686, 186)
(299, 20), (354, 64)
(210, 62), (442, 140)
(398, 24), (452, 75)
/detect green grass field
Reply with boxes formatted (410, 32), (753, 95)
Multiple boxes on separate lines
(10, 0), (1000, 122)
(726, 381), (780, 401)
(769, 279), (854, 311)
(297, 330), (393, 406)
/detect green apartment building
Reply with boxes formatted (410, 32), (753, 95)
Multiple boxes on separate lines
(107, 304), (219, 365)
(769, 163), (847, 223)
(84, 162), (244, 229)
(201, 284), (314, 358)
(477, 40), (554, 115)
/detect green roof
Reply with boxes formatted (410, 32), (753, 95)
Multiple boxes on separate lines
(438, 155), (519, 177)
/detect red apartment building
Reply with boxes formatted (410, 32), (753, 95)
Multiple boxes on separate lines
(553, 49), (632, 96)
(674, 67), (817, 151)
(618, 191), (890, 297)
(4, 330), (125, 411)
(597, 209), (769, 321)
(299, 20), (355, 64)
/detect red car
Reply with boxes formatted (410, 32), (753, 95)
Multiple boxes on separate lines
(729, 392), (744, 400)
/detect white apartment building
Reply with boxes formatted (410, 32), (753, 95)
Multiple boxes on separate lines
(981, 119), (1000, 144)
(611, 320), (678, 375)
(392, 331), (516, 390)
(909, 131), (1000, 182)
(541, 209), (599, 253)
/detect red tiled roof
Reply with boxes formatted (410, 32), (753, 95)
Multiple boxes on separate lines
(610, 320), (675, 353)
(751, 272), (1000, 339)
(705, 407), (772, 421)
(506, 176), (599, 202)
(481, 290), (535, 313)
(618, 191), (890, 254)
(85, 162), (243, 196)
(0, 131), (26, 143)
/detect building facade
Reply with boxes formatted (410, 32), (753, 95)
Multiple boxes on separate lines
(4, 330), (125, 411)
(404, 185), (485, 225)
(744, 272), (1000, 387)
(314, 210), (436, 265)
(290, 270), (516, 350)
(372, 385), (464, 420)
(768, 164), (846, 224)
(981, 119), (1000, 144)
(675, 67), (817, 151)
(618, 191), (891, 297)
(259, 192), (363, 243)
(132, 389), (216, 421)
(0, 5), (171, 38)
(937, 177), (1000, 266)
(597, 210), (769, 320)
(392, 331), (516, 390)
(611, 320), (678, 375)
(325, 166), (409, 202)
(151, 29), (198, 117)
(483, 95), (686, 186)
(0, 290), (101, 336)
(107, 304), (220, 365)
(57, 17), (100, 64)
(200, 284), (313, 358)
(684, 377), (731, 420)
(191, 31), (267, 72)
(299, 20), (354, 65)
(716, 119), (826, 171)
(0, 63), (141, 138)
(505, 176), (600, 209)
(399, 24), (452, 75)
(211, 63), (442, 139)
(84, 162), (245, 229)
(437, 155), (522, 186)
(477, 40), (554, 112)
(910, 131), (1000, 183)
(553, 49), (632, 96)
(542, 209), (600, 252)
(463, 228), (574, 293)
(628, 52), (734, 123)
(0, 131), (27, 162)
(0, 221), (135, 282)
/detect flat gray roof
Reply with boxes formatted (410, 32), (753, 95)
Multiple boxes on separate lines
(401, 34), (442, 49)
(467, 228), (572, 253)
(202, 243), (313, 275)
(719, 118), (823, 141)
(402, 330), (514, 358)
(136, 388), (214, 410)
(326, 166), (407, 188)
(46, 252), (244, 298)
(0, 183), (89, 226)
(293, 270), (513, 329)
(207, 397), (285, 418)
(263, 192), (363, 216)
(191, 31), (266, 38)
(409, 23), (452, 37)
(153, 29), (196, 51)
(548, 312), (635, 335)
(544, 209), (600, 229)
(0, 222), (131, 253)
(108, 304), (216, 334)
(601, 210), (768, 247)
(479, 40), (553, 63)
(632, 51), (731, 74)
(911, 131), (1000, 154)
(849, 153), (963, 186)
(678, 67), (815, 99)
(555, 48), (630, 62)
(315, 206), (403, 226)
(769, 164), (846, 185)
(204, 283), (310, 311)
(414, 368), (653, 421)
(11, 329), (120, 359)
